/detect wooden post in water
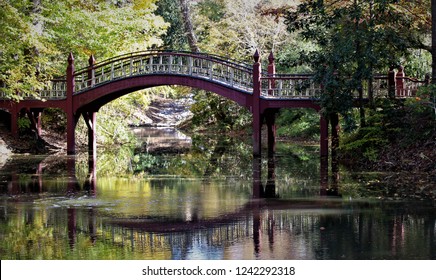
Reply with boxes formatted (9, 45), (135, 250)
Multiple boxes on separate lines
(82, 111), (97, 159)
(252, 49), (262, 157)
(265, 110), (276, 157)
(66, 53), (76, 155)
(266, 52), (277, 157)
(320, 115), (328, 157)
(85, 55), (97, 161)
(330, 113), (340, 165)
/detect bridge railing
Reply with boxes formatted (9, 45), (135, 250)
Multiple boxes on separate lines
(39, 79), (67, 100)
(260, 73), (427, 99)
(260, 74), (320, 98)
(0, 79), (67, 101)
(73, 51), (254, 94)
(395, 76), (429, 97)
(368, 75), (389, 97)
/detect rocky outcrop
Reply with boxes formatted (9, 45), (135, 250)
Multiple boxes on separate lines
(141, 96), (193, 127)
(0, 136), (12, 168)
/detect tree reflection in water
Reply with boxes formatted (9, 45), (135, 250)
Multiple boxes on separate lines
(0, 145), (435, 259)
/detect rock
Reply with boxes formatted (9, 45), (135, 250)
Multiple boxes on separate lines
(0, 136), (12, 168)
(143, 96), (193, 127)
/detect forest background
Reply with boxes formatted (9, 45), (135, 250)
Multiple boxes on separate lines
(0, 0), (435, 173)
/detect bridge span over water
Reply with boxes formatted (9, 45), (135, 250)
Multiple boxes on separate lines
(0, 50), (425, 158)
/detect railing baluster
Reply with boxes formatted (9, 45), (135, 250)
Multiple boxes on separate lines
(209, 61), (213, 80)
(111, 62), (114, 80)
(188, 57), (193, 75)
(159, 55), (163, 72)
(130, 57), (133, 76)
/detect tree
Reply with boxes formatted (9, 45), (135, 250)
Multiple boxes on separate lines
(0, 0), (54, 101)
(181, 0), (302, 132)
(283, 0), (429, 123)
(179, 0), (200, 52)
(1, 0), (168, 101)
(156, 0), (189, 50)
(433, 0), (436, 84)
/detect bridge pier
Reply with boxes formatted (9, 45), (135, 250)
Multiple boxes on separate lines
(66, 53), (76, 155)
(265, 110), (276, 157)
(82, 111), (97, 160)
(320, 115), (329, 158)
(252, 50), (262, 157)
(10, 108), (18, 137)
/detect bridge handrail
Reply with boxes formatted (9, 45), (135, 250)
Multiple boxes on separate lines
(74, 50), (253, 76)
(73, 50), (254, 94)
(260, 73), (319, 98)
(395, 75), (429, 97)
(258, 73), (410, 99)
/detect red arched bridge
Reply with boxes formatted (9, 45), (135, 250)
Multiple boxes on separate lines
(0, 50), (427, 158)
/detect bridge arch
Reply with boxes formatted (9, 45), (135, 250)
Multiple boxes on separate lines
(73, 74), (254, 113)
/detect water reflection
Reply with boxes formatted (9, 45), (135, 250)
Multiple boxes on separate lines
(0, 147), (435, 259)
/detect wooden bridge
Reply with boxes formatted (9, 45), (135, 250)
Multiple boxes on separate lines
(0, 50), (427, 158)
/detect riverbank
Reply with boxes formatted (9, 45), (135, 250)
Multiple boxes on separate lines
(0, 125), (65, 155)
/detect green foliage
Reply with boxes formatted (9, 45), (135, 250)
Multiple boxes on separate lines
(41, 108), (67, 133)
(132, 153), (168, 173)
(411, 84), (436, 120)
(197, 0), (226, 22)
(276, 109), (320, 140)
(284, 0), (428, 118)
(155, 0), (188, 50)
(190, 90), (251, 131)
(1, 0), (168, 100)
(45, 0), (168, 68)
(17, 116), (31, 132)
(340, 125), (390, 162)
(340, 96), (435, 163)
(0, 0), (56, 100)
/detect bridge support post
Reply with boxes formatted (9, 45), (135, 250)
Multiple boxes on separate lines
(82, 111), (97, 161)
(252, 50), (262, 157)
(330, 113), (339, 161)
(252, 157), (262, 198)
(10, 107), (18, 137)
(66, 53), (76, 155)
(84, 55), (97, 161)
(265, 110), (276, 157)
(320, 115), (328, 158)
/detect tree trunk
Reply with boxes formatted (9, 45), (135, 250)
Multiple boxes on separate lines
(432, 0), (436, 84)
(179, 0), (200, 53)
(32, 0), (43, 74)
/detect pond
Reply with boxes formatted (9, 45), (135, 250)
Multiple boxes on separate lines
(0, 127), (435, 260)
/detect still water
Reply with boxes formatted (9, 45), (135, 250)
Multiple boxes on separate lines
(0, 128), (435, 260)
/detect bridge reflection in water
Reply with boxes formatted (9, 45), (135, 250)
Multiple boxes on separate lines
(1, 155), (435, 259)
